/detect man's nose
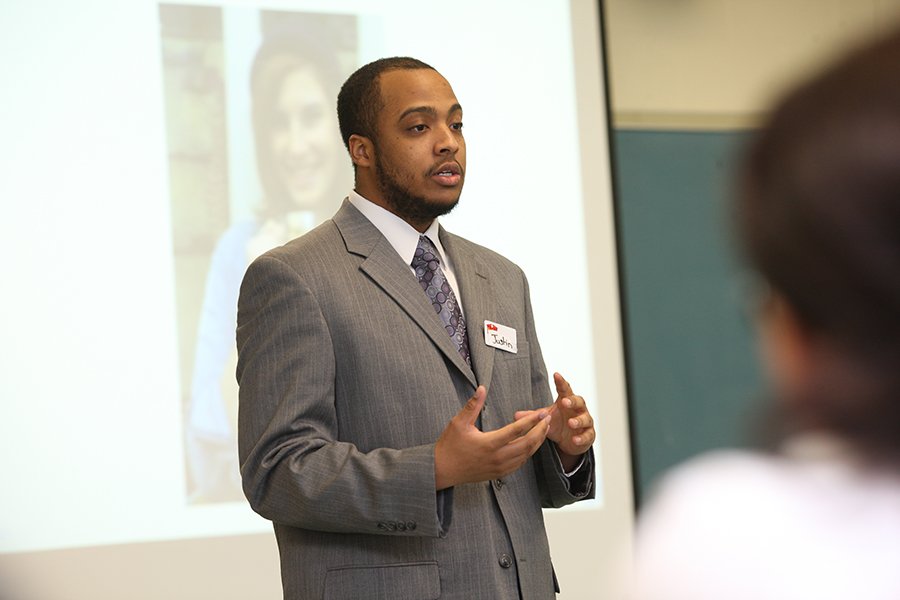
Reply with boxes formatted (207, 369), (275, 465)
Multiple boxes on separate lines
(435, 124), (459, 155)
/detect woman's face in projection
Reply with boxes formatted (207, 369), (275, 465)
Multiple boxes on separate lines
(270, 65), (339, 209)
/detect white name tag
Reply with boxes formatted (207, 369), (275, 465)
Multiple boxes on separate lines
(484, 320), (517, 354)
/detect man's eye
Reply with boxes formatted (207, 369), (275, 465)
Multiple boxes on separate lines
(451, 122), (464, 131)
(410, 124), (427, 132)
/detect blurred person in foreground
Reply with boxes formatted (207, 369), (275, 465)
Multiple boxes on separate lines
(628, 27), (900, 600)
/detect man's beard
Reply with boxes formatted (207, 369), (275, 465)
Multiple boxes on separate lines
(375, 153), (461, 223)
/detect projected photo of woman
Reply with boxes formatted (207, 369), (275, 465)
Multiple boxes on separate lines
(160, 11), (356, 503)
(243, 37), (347, 260)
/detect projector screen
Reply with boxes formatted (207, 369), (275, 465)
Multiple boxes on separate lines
(0, 1), (632, 598)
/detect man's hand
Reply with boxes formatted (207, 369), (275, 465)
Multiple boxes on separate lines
(434, 386), (551, 490)
(515, 372), (595, 471)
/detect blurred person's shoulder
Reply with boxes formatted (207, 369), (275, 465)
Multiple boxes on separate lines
(638, 447), (793, 535)
(632, 437), (900, 600)
(641, 436), (900, 529)
(646, 434), (900, 512)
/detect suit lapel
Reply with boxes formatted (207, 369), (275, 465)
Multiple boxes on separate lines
(333, 201), (477, 388)
(439, 228), (496, 391)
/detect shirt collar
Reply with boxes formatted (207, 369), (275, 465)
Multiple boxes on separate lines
(348, 190), (446, 266)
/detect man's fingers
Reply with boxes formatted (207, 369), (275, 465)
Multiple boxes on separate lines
(565, 394), (586, 411)
(491, 410), (548, 446)
(553, 372), (574, 398)
(570, 427), (596, 448)
(514, 409), (536, 421)
(510, 415), (552, 451)
(514, 408), (552, 421)
(453, 404), (553, 482)
(457, 386), (487, 426)
(494, 414), (551, 468)
(568, 413), (593, 430)
(516, 403), (559, 421)
(557, 393), (587, 420)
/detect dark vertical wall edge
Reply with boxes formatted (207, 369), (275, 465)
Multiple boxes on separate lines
(596, 0), (642, 510)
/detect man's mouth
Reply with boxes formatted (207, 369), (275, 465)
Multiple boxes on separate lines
(431, 162), (463, 186)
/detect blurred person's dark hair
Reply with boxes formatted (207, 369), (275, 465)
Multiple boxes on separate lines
(737, 27), (900, 464)
(250, 36), (343, 220)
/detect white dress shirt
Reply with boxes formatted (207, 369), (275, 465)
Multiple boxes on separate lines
(348, 190), (464, 311)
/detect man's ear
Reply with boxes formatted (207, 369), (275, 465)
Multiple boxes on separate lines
(348, 134), (374, 168)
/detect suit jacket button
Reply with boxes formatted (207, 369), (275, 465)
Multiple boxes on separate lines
(498, 553), (513, 568)
(397, 521), (407, 532)
(377, 522), (387, 531)
(387, 521), (397, 532)
(407, 521), (417, 531)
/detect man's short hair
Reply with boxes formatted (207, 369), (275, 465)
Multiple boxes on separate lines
(337, 56), (435, 151)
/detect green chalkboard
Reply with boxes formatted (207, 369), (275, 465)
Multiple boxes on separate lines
(612, 129), (765, 502)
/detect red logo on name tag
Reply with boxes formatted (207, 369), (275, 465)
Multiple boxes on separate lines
(487, 323), (498, 331)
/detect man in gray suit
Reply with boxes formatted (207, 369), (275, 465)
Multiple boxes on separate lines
(237, 57), (596, 600)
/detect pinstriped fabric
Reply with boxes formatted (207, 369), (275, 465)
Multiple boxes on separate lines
(236, 199), (594, 600)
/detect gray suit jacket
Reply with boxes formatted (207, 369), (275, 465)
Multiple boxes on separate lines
(237, 200), (594, 600)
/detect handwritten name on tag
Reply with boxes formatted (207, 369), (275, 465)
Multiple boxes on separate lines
(484, 320), (517, 354)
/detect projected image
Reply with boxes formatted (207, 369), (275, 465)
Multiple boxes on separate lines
(159, 5), (356, 504)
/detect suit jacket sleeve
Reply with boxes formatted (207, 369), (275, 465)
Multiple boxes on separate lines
(236, 253), (446, 537)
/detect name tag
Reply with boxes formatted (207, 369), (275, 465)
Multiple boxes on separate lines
(484, 320), (517, 354)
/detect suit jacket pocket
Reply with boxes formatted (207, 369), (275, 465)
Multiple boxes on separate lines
(323, 561), (440, 600)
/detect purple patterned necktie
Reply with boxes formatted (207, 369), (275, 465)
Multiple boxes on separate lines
(411, 235), (472, 366)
